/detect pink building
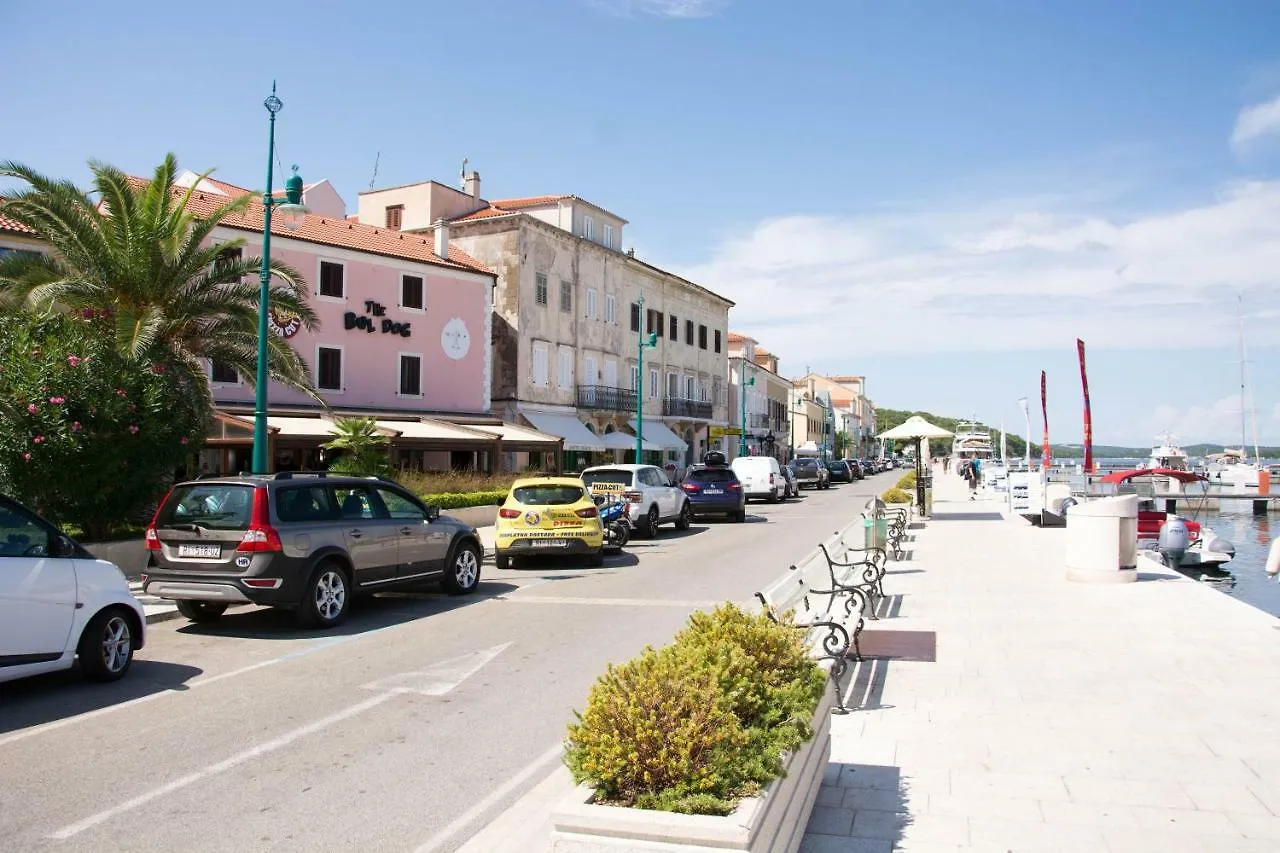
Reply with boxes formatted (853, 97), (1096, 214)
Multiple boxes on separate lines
(177, 174), (560, 473)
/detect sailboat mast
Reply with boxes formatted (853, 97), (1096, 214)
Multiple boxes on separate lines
(1239, 295), (1248, 459)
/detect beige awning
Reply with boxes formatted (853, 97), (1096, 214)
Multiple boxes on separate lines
(265, 416), (346, 439)
(461, 421), (562, 447)
(375, 419), (494, 443)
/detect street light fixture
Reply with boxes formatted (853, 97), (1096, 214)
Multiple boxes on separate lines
(634, 293), (658, 463)
(251, 81), (308, 475)
(738, 366), (755, 458)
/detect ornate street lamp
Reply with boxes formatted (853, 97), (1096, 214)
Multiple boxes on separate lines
(634, 293), (658, 463)
(252, 82), (308, 475)
(738, 366), (755, 458)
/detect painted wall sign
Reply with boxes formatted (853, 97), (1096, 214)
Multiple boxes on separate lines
(345, 300), (411, 337)
(441, 317), (471, 360)
(268, 307), (302, 339)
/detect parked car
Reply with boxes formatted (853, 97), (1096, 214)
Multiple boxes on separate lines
(680, 463), (747, 522)
(730, 456), (786, 503)
(844, 459), (864, 480)
(779, 464), (799, 499)
(495, 476), (604, 569)
(581, 464), (691, 538)
(862, 458), (878, 476)
(791, 457), (830, 489)
(143, 473), (484, 629)
(0, 494), (145, 684)
(826, 460), (853, 483)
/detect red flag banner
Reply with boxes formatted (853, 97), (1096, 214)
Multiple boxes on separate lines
(1077, 339), (1094, 473)
(1041, 370), (1051, 472)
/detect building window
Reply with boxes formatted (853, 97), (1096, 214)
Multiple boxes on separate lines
(319, 261), (345, 299)
(686, 376), (696, 400)
(210, 360), (239, 384)
(645, 308), (656, 335)
(587, 288), (598, 319)
(385, 205), (404, 230)
(669, 315), (678, 341)
(649, 368), (659, 399)
(667, 372), (679, 399)
(585, 354), (597, 384)
(685, 319), (694, 346)
(629, 363), (639, 391)
(535, 273), (548, 306)
(713, 377), (723, 405)
(560, 279), (572, 313)
(401, 274), (424, 311)
(698, 324), (708, 350)
(606, 294), (617, 324)
(532, 342), (549, 387)
(558, 346), (574, 389)
(584, 215), (594, 241)
(604, 224), (614, 249)
(317, 346), (343, 391)
(399, 354), (422, 396)
(714, 329), (722, 353)
(630, 302), (641, 332)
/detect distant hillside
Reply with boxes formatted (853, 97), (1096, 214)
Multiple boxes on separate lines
(879, 411), (1280, 458)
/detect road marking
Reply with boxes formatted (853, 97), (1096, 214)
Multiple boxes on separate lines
(412, 742), (564, 853)
(494, 595), (749, 608)
(49, 691), (395, 840)
(361, 643), (511, 696)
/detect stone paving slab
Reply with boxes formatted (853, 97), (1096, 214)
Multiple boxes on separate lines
(803, 468), (1280, 852)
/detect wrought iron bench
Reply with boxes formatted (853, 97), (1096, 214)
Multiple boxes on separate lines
(755, 537), (871, 714)
(818, 534), (887, 615)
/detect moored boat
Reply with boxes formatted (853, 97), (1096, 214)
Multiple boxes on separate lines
(1098, 468), (1235, 569)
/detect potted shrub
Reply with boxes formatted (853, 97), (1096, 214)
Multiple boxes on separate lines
(552, 604), (832, 852)
(881, 486), (913, 507)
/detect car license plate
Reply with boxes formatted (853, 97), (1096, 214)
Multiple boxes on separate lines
(530, 539), (567, 548)
(177, 544), (221, 559)
(704, 488), (723, 495)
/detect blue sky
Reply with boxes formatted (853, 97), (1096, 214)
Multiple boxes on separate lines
(7, 0), (1280, 447)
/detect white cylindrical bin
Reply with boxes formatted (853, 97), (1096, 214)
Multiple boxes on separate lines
(1065, 494), (1139, 584)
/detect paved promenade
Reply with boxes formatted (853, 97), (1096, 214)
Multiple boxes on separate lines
(807, 467), (1280, 852)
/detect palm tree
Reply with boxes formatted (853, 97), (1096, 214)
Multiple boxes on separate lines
(323, 417), (391, 477)
(0, 153), (320, 404)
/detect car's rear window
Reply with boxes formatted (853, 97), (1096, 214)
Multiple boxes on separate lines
(512, 485), (585, 506)
(687, 468), (737, 484)
(794, 459), (818, 469)
(158, 484), (254, 530)
(581, 470), (633, 490)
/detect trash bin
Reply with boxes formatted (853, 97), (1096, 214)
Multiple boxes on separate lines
(864, 497), (888, 550)
(921, 474), (933, 517)
(1065, 494), (1138, 584)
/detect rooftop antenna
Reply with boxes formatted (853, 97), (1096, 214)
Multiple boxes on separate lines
(460, 157), (469, 189)
(368, 151), (380, 190)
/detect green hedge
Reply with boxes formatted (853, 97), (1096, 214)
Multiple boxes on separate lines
(420, 490), (507, 510)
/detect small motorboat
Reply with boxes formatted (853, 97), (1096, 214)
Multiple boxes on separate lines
(1099, 468), (1236, 569)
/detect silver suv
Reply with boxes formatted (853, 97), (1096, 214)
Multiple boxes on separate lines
(142, 473), (483, 628)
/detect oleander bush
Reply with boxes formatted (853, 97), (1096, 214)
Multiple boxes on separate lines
(564, 603), (825, 816)
(895, 471), (917, 490)
(881, 487), (913, 504)
(420, 490), (507, 510)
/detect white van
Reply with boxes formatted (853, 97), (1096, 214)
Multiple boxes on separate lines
(730, 456), (786, 503)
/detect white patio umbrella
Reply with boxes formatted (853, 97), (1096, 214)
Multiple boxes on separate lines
(877, 417), (954, 509)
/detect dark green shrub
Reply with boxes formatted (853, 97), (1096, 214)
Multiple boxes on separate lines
(420, 490), (506, 509)
(564, 604), (825, 816)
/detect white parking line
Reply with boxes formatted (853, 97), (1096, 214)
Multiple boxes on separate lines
(49, 691), (395, 840)
(412, 742), (564, 853)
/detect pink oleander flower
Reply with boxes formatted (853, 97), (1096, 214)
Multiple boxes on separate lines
(180, 436), (189, 445)
(71, 422), (82, 432)
(49, 396), (65, 405)
(115, 388), (126, 397)
(127, 403), (136, 412)
(33, 435), (44, 444)
(66, 355), (81, 367)
(21, 453), (31, 462)
(128, 424), (139, 435)
(26, 403), (37, 414)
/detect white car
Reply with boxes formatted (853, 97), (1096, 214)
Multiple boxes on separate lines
(580, 464), (691, 538)
(730, 456), (787, 503)
(0, 495), (145, 684)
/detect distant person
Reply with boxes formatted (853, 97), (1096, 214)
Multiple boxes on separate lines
(967, 458), (982, 499)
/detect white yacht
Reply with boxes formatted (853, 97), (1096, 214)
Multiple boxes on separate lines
(1148, 435), (1190, 471)
(1205, 449), (1261, 490)
(952, 421), (995, 461)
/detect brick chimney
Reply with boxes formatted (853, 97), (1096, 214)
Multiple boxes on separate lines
(434, 219), (449, 259)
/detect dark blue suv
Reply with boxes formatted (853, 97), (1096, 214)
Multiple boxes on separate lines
(680, 464), (747, 523)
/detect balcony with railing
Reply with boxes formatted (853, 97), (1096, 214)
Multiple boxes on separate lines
(663, 397), (713, 420)
(747, 412), (770, 430)
(577, 385), (637, 412)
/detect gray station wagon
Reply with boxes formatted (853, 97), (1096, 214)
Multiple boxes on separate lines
(142, 473), (483, 628)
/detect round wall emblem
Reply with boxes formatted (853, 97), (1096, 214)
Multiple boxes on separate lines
(441, 317), (471, 360)
(524, 511), (541, 526)
(267, 307), (302, 339)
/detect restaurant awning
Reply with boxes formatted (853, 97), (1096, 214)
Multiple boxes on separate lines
(627, 419), (688, 452)
(461, 421), (562, 448)
(602, 430), (661, 452)
(266, 416), (346, 439)
(375, 419), (494, 444)
(519, 410), (608, 451)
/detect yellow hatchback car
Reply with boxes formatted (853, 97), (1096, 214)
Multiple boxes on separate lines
(494, 477), (605, 569)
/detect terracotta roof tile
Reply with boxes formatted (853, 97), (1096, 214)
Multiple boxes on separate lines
(452, 205), (516, 222)
(0, 198), (38, 236)
(488, 195), (569, 209)
(727, 332), (747, 342)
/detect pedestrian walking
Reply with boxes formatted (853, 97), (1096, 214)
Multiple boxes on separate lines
(966, 457), (981, 499)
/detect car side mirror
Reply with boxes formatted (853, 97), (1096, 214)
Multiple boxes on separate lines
(426, 505), (441, 522)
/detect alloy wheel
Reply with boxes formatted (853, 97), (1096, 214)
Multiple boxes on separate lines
(454, 547), (479, 589)
(101, 615), (132, 674)
(314, 570), (347, 622)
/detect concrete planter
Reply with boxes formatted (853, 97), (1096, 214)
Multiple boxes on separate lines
(550, 692), (833, 853)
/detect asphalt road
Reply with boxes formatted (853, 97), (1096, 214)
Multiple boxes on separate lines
(0, 474), (891, 853)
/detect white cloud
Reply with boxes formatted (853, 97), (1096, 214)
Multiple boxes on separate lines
(1231, 95), (1280, 150)
(1148, 395), (1270, 448)
(678, 181), (1280, 366)
(585, 0), (728, 18)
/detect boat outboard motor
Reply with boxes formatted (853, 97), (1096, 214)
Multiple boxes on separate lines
(1158, 516), (1191, 568)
